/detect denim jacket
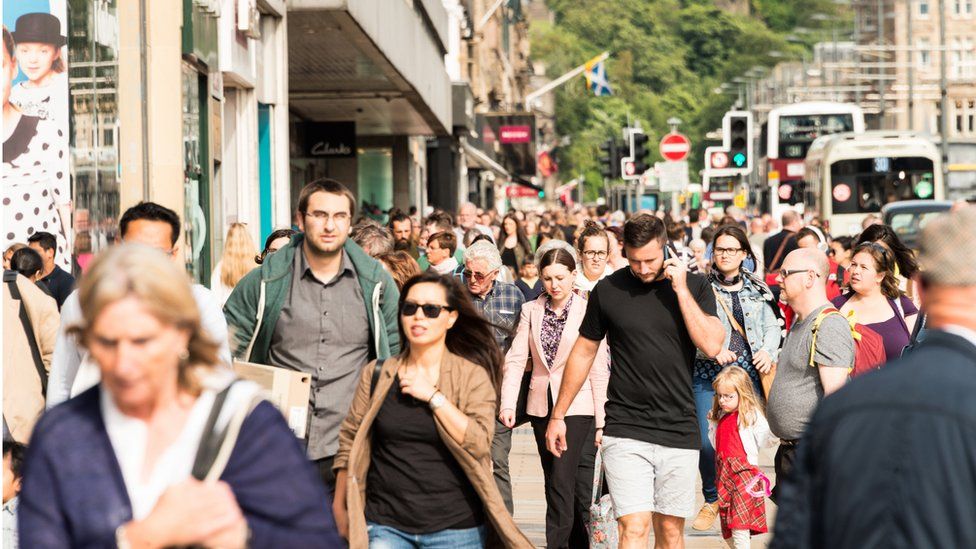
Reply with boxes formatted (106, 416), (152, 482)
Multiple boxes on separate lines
(697, 272), (781, 362)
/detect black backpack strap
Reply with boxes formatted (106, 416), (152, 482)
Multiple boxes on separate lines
(4, 271), (48, 393)
(191, 381), (236, 480)
(370, 358), (387, 398)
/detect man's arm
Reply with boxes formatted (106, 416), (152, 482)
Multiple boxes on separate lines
(676, 288), (724, 358)
(666, 259), (724, 357)
(817, 365), (847, 396)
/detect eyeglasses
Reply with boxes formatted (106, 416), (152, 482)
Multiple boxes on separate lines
(717, 393), (738, 401)
(714, 247), (744, 256)
(303, 210), (351, 223)
(463, 269), (496, 282)
(400, 301), (454, 318)
(778, 268), (819, 279)
(582, 250), (608, 260)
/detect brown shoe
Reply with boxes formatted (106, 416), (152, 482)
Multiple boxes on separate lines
(691, 502), (719, 531)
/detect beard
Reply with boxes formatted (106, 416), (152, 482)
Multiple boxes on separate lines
(394, 239), (411, 251)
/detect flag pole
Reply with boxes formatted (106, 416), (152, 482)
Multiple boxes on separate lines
(525, 51), (610, 109)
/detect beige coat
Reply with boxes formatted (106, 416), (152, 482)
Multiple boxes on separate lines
(3, 273), (59, 442)
(334, 352), (533, 548)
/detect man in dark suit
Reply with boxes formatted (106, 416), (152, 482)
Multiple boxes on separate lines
(762, 210), (802, 274)
(771, 205), (976, 549)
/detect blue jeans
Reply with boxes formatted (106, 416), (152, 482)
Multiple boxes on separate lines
(366, 522), (486, 548)
(693, 375), (719, 504)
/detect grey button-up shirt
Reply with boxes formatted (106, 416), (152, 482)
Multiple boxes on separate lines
(269, 247), (370, 460)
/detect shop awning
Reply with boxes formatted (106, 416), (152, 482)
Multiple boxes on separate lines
(463, 140), (510, 179)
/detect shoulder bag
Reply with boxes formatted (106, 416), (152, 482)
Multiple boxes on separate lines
(712, 287), (776, 398)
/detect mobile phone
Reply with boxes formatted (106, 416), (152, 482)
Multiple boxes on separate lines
(663, 242), (672, 261)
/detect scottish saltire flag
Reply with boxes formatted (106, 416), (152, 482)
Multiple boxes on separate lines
(584, 55), (612, 96)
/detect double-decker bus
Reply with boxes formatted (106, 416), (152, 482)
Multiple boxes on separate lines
(804, 131), (944, 235)
(758, 102), (866, 211)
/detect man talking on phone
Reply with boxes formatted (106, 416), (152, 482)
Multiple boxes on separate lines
(546, 214), (724, 549)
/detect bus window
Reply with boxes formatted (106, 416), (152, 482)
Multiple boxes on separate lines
(829, 157), (936, 214)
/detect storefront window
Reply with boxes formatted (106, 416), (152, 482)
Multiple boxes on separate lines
(68, 0), (120, 273)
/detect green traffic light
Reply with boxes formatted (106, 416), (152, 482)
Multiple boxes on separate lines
(732, 152), (746, 167)
(538, 190), (545, 198)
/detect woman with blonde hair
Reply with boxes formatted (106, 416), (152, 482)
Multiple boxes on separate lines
(211, 223), (258, 305)
(18, 244), (341, 547)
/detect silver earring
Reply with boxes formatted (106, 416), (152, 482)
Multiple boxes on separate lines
(178, 349), (190, 361)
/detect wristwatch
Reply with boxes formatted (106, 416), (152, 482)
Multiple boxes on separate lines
(428, 391), (447, 410)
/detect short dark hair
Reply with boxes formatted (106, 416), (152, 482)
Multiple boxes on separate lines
(3, 439), (26, 480)
(389, 212), (411, 228)
(11, 247), (43, 278)
(297, 178), (356, 219)
(120, 202), (181, 246)
(796, 227), (825, 246)
(538, 247), (576, 274)
(623, 214), (667, 249)
(428, 231), (458, 255)
(688, 209), (701, 224)
(27, 231), (57, 253)
(425, 210), (455, 232)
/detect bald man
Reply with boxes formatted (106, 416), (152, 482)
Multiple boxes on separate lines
(765, 249), (854, 501)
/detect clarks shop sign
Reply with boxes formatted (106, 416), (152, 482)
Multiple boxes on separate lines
(303, 122), (356, 158)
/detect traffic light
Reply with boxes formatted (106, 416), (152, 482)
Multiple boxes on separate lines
(599, 139), (620, 179)
(723, 111), (753, 174)
(632, 132), (650, 174)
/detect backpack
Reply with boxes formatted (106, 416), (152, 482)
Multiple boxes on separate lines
(809, 307), (886, 378)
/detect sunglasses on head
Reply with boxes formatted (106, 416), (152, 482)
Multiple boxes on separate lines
(400, 301), (454, 318)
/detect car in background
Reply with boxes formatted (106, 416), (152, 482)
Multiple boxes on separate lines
(882, 199), (954, 251)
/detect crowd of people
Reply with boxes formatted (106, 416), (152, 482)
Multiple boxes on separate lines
(3, 175), (976, 549)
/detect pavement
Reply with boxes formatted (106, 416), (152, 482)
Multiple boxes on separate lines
(510, 426), (778, 548)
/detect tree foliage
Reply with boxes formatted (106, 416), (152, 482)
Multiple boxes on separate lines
(532, 0), (839, 201)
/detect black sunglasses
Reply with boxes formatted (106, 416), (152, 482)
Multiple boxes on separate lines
(400, 301), (455, 318)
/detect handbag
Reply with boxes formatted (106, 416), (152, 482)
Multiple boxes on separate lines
(192, 380), (263, 483)
(712, 288), (776, 398)
(587, 449), (618, 548)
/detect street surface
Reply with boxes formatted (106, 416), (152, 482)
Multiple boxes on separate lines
(510, 426), (777, 547)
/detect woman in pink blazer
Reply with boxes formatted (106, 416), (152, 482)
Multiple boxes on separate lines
(499, 247), (610, 549)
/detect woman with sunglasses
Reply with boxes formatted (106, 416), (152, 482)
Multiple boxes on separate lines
(332, 272), (532, 548)
(574, 221), (613, 298)
(499, 248), (609, 549)
(831, 242), (919, 362)
(691, 225), (780, 532)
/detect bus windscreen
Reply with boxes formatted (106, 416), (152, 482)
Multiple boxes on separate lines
(829, 157), (936, 214)
(778, 114), (855, 158)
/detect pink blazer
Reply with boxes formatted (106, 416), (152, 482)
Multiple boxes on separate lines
(500, 294), (610, 427)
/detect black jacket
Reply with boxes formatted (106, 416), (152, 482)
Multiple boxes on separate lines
(763, 230), (798, 273)
(771, 330), (976, 549)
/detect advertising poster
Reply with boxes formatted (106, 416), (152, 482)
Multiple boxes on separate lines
(3, 0), (71, 270)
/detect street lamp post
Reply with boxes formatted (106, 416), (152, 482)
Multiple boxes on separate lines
(939, 0), (949, 183)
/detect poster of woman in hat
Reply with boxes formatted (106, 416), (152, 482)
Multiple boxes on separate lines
(2, 0), (71, 272)
(9, 11), (67, 123)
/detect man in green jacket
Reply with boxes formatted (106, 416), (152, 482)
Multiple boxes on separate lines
(223, 178), (400, 493)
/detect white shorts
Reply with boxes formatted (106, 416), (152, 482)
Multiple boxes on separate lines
(600, 435), (699, 519)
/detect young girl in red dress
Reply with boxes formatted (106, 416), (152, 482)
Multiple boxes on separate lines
(708, 366), (778, 548)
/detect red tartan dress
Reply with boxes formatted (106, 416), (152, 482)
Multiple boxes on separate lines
(715, 411), (768, 539)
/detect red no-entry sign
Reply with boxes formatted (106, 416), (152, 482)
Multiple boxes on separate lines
(660, 133), (691, 162)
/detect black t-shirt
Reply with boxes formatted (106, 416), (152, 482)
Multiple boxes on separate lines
(39, 265), (75, 309)
(580, 268), (716, 449)
(365, 376), (484, 533)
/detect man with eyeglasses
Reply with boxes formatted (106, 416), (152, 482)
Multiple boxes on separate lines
(765, 248), (853, 502)
(223, 178), (400, 494)
(458, 239), (526, 514)
(46, 202), (233, 408)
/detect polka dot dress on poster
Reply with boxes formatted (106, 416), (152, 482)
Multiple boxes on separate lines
(2, 112), (71, 271)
